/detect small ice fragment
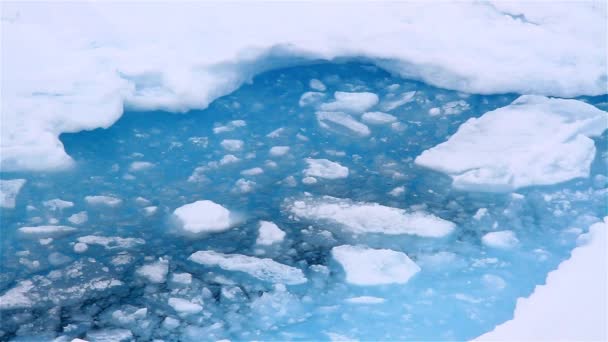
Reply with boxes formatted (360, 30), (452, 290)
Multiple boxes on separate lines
(220, 154), (240, 165)
(77, 235), (145, 250)
(220, 139), (244, 152)
(309, 79), (326, 91)
(389, 186), (405, 197)
(381, 91), (416, 111)
(136, 258), (169, 284)
(42, 198), (74, 211)
(85, 195), (122, 207)
(482, 230), (519, 249)
(0, 179), (26, 208)
(303, 158), (349, 179)
(241, 167), (264, 176)
(168, 297), (203, 314)
(173, 200), (232, 234)
(269, 146), (290, 157)
(316, 111), (371, 136)
(68, 211), (88, 225)
(361, 111), (397, 125)
(143, 206), (158, 216)
(299, 92), (325, 107)
(345, 296), (386, 304)
(320, 92), (379, 113)
(302, 176), (318, 185)
(129, 161), (154, 172)
(74, 242), (88, 253)
(256, 221), (286, 246)
(171, 272), (193, 285)
(428, 107), (441, 116)
(18, 225), (77, 238)
(474, 208), (488, 220)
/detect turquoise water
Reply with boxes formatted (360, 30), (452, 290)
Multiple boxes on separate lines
(1, 62), (606, 341)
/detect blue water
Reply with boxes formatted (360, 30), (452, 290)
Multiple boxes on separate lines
(1, 62), (606, 341)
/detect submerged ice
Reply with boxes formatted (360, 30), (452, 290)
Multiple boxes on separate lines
(0, 62), (606, 341)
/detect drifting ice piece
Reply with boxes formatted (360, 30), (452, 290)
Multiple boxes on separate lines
(0, 179), (26, 209)
(173, 200), (232, 234)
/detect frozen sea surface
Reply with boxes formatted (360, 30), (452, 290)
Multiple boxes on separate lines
(1, 63), (606, 341)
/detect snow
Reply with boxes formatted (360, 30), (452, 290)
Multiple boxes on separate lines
(136, 258), (169, 284)
(332, 245), (421, 285)
(361, 111), (397, 125)
(320, 92), (379, 113)
(2, 2), (606, 172)
(316, 111), (371, 137)
(77, 235), (145, 250)
(415, 96), (608, 192)
(168, 297), (203, 314)
(309, 79), (326, 91)
(43, 198), (74, 211)
(85, 195), (123, 207)
(189, 251), (307, 285)
(0, 179), (26, 208)
(476, 218), (607, 341)
(173, 200), (233, 234)
(256, 221), (286, 246)
(220, 139), (244, 152)
(269, 146), (290, 157)
(482, 230), (519, 249)
(18, 225), (77, 238)
(303, 158), (349, 180)
(288, 196), (455, 238)
(129, 161), (154, 171)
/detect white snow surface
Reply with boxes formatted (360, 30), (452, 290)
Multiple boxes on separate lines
(0, 179), (26, 209)
(189, 251), (307, 285)
(288, 196), (455, 238)
(416, 96), (608, 192)
(173, 200), (233, 234)
(303, 158), (349, 180)
(475, 218), (607, 341)
(332, 245), (421, 286)
(3, 2), (605, 172)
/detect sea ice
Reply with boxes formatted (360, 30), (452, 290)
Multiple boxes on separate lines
(361, 111), (398, 125)
(331, 245), (420, 285)
(303, 158), (349, 180)
(189, 251), (307, 285)
(42, 198), (74, 211)
(316, 111), (371, 136)
(309, 79), (326, 91)
(18, 225), (77, 238)
(77, 235), (145, 250)
(129, 161), (154, 171)
(288, 196), (455, 237)
(482, 230), (519, 249)
(173, 200), (233, 234)
(0, 179), (26, 208)
(346, 296), (386, 304)
(320, 92), (379, 113)
(67, 211), (88, 225)
(168, 297), (203, 314)
(136, 258), (169, 284)
(220, 139), (244, 152)
(269, 146), (290, 157)
(415, 96), (608, 192)
(256, 221), (286, 246)
(85, 195), (123, 207)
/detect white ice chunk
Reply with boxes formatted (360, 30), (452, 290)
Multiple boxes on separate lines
(332, 245), (420, 285)
(269, 146), (290, 157)
(482, 230), (519, 249)
(320, 92), (379, 113)
(476, 218), (607, 341)
(136, 258), (169, 284)
(189, 251), (307, 285)
(288, 196), (455, 237)
(0, 280), (35, 309)
(42, 198), (74, 211)
(256, 221), (286, 246)
(0, 179), (26, 208)
(303, 158), (349, 180)
(345, 296), (386, 304)
(67, 211), (88, 225)
(381, 91), (415, 111)
(388, 186), (405, 197)
(302, 176), (318, 185)
(241, 167), (264, 176)
(316, 111), (371, 136)
(86, 329), (133, 342)
(173, 200), (232, 234)
(18, 225), (77, 238)
(473, 208), (488, 220)
(77, 235), (145, 250)
(299, 92), (325, 107)
(129, 161), (154, 172)
(85, 195), (122, 207)
(309, 79), (326, 91)
(220, 154), (240, 165)
(168, 297), (203, 314)
(234, 178), (256, 193)
(171, 272), (192, 285)
(73, 242), (88, 253)
(441, 100), (469, 115)
(416, 96), (608, 192)
(220, 139), (244, 152)
(361, 111), (397, 125)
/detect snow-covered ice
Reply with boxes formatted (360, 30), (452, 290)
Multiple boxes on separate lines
(332, 245), (421, 285)
(416, 96), (608, 192)
(173, 200), (233, 234)
(18, 225), (78, 238)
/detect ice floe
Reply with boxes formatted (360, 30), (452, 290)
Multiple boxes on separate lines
(256, 221), (286, 246)
(332, 245), (420, 285)
(361, 111), (398, 125)
(173, 200), (233, 234)
(136, 258), (169, 284)
(320, 92), (379, 113)
(77, 235), (145, 250)
(18, 225), (78, 238)
(85, 195), (123, 207)
(316, 111), (371, 136)
(0, 179), (26, 208)
(303, 158), (349, 180)
(482, 230), (519, 249)
(189, 251), (307, 285)
(288, 196), (455, 237)
(416, 96), (608, 192)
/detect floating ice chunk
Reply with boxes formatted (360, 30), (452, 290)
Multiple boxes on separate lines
(220, 154), (240, 165)
(136, 258), (169, 284)
(302, 176), (318, 185)
(86, 329), (133, 342)
(303, 158), (349, 180)
(241, 167), (264, 176)
(482, 274), (507, 290)
(256, 221), (286, 246)
(220, 139), (244, 152)
(428, 107), (441, 116)
(320, 92), (379, 113)
(67, 211), (88, 225)
(42, 198), (74, 211)
(189, 251), (307, 285)
(213, 120), (247, 134)
(234, 178), (255, 193)
(0, 280), (34, 309)
(266, 127), (285, 138)
(332, 245), (420, 285)
(316, 111), (371, 136)
(309, 79), (326, 91)
(288, 196), (455, 237)
(346, 296), (386, 304)
(473, 208), (488, 220)
(129, 161), (154, 172)
(168, 297), (203, 314)
(77, 235), (145, 250)
(389, 186), (405, 197)
(476, 218), (607, 341)
(482, 230), (519, 249)
(381, 91), (415, 111)
(361, 111), (397, 125)
(85, 195), (122, 207)
(18, 225), (77, 238)
(269, 146), (290, 157)
(441, 100), (469, 115)
(171, 272), (192, 285)
(0, 179), (26, 208)
(73, 242), (88, 253)
(415, 96), (608, 192)
(143, 206), (158, 216)
(299, 92), (325, 107)
(162, 317), (180, 330)
(173, 200), (232, 234)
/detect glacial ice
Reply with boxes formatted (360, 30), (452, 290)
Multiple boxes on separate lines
(416, 96), (608, 192)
